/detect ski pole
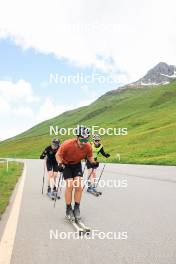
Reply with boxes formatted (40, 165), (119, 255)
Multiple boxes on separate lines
(82, 168), (94, 191)
(54, 172), (63, 208)
(82, 162), (86, 177)
(95, 164), (106, 188)
(42, 160), (46, 195)
(58, 172), (63, 198)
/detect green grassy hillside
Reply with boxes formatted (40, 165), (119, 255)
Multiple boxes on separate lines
(0, 81), (176, 165)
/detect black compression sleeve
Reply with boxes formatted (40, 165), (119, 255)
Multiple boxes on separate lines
(99, 147), (107, 157)
(40, 149), (47, 159)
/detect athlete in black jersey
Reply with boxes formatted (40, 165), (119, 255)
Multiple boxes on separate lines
(40, 139), (60, 196)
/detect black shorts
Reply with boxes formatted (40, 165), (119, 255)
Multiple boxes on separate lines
(46, 160), (59, 172)
(86, 160), (99, 169)
(63, 162), (83, 180)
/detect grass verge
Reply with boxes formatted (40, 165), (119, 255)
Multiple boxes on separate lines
(0, 161), (23, 217)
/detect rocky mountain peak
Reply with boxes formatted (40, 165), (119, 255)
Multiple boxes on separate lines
(130, 62), (176, 87)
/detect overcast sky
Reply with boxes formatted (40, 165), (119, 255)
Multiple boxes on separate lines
(0, 0), (176, 139)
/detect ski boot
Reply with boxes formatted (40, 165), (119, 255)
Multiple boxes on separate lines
(87, 181), (93, 193)
(47, 187), (55, 200)
(92, 186), (97, 192)
(66, 207), (75, 222)
(47, 186), (51, 194)
(73, 206), (81, 221)
(52, 186), (57, 198)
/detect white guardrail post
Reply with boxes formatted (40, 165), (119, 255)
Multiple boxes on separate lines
(6, 159), (9, 172)
(116, 153), (121, 161)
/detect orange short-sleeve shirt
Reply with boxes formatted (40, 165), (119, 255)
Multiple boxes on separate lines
(56, 138), (93, 164)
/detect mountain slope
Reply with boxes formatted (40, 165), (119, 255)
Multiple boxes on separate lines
(0, 79), (176, 165)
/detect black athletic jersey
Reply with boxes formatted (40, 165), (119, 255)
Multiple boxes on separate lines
(40, 145), (59, 161)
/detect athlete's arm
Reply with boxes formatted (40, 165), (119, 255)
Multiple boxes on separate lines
(99, 147), (110, 158)
(88, 156), (95, 163)
(40, 148), (47, 159)
(55, 145), (66, 172)
(55, 145), (64, 164)
(87, 144), (96, 164)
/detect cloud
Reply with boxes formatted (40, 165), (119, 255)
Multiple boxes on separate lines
(13, 107), (34, 118)
(0, 97), (11, 114)
(36, 97), (70, 122)
(0, 80), (37, 118)
(0, 79), (38, 103)
(80, 85), (98, 99)
(76, 99), (95, 108)
(0, 127), (27, 141)
(0, 78), (98, 139)
(0, 79), (37, 139)
(0, 0), (176, 82)
(36, 94), (98, 123)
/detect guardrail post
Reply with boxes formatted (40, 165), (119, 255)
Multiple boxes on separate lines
(6, 159), (9, 172)
(116, 153), (121, 161)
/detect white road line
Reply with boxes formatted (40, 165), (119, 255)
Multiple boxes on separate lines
(0, 162), (27, 264)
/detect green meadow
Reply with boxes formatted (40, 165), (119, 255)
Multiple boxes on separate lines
(0, 81), (176, 165)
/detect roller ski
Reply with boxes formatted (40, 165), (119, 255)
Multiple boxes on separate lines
(94, 187), (102, 195)
(65, 207), (85, 236)
(75, 219), (91, 233)
(92, 187), (102, 196)
(87, 186), (100, 197)
(96, 190), (102, 195)
(91, 184), (102, 195)
(74, 206), (91, 233)
(66, 206), (91, 235)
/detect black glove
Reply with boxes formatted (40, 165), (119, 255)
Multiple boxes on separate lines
(40, 155), (44, 159)
(105, 153), (110, 158)
(92, 161), (99, 168)
(58, 164), (64, 172)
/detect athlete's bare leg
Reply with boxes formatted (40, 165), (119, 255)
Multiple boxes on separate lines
(74, 176), (83, 203)
(88, 168), (96, 185)
(65, 179), (73, 205)
(53, 171), (58, 188)
(48, 171), (56, 190)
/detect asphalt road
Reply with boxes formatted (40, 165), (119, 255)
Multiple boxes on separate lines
(1, 160), (176, 264)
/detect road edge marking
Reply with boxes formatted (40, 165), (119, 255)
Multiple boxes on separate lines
(0, 161), (27, 264)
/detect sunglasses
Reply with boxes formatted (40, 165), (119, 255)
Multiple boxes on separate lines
(79, 138), (89, 143)
(94, 140), (100, 142)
